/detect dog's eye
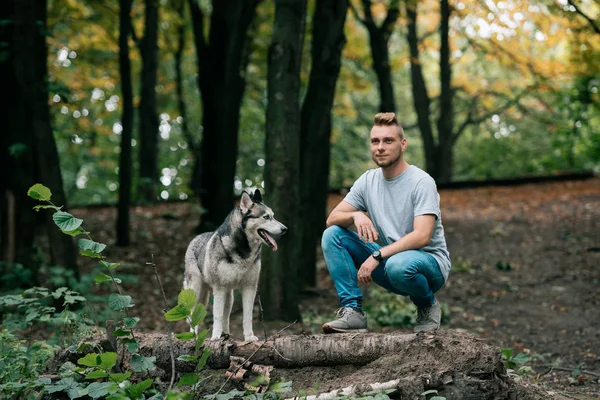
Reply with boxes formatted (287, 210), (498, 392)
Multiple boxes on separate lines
(263, 215), (271, 220)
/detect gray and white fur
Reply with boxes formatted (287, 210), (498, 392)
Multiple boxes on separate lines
(183, 189), (287, 341)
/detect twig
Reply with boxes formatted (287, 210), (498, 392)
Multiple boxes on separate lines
(148, 254), (176, 392)
(536, 365), (600, 378)
(214, 320), (298, 395)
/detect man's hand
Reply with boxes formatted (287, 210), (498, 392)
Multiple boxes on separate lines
(357, 256), (379, 284)
(353, 212), (379, 243)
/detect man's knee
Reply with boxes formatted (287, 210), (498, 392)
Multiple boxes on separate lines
(385, 255), (420, 286)
(321, 225), (347, 251)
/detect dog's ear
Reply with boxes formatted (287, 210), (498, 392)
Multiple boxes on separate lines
(252, 189), (263, 203)
(240, 191), (253, 213)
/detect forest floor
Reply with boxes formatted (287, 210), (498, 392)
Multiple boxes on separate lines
(71, 176), (600, 399)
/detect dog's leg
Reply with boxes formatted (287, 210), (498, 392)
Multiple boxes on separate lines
(241, 285), (258, 341)
(211, 288), (227, 340)
(222, 290), (233, 335)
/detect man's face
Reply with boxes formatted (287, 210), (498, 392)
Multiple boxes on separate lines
(370, 125), (406, 168)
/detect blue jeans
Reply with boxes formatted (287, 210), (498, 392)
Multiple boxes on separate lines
(321, 225), (445, 310)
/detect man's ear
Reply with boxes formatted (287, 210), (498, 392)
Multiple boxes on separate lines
(240, 191), (253, 213)
(253, 189), (263, 203)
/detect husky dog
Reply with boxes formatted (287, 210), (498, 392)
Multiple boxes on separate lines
(183, 189), (287, 341)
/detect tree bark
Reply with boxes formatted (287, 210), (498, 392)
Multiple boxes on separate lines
(435, 0), (453, 183)
(188, 0), (262, 232)
(298, 0), (348, 288)
(260, 0), (307, 321)
(116, 0), (134, 246)
(137, 0), (159, 203)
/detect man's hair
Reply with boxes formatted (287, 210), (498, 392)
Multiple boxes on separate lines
(373, 112), (405, 139)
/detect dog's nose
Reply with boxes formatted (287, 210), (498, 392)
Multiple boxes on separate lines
(281, 226), (287, 235)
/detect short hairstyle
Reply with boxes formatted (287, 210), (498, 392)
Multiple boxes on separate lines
(373, 112), (405, 139)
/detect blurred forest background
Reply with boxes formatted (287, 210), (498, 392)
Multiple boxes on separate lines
(1, 0), (599, 330)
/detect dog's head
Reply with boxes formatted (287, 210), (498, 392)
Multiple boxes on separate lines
(239, 189), (287, 251)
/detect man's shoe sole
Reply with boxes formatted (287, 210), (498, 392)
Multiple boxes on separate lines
(322, 324), (369, 334)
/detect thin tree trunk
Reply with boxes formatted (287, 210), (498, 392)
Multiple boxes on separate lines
(137, 0), (159, 203)
(298, 0), (348, 288)
(116, 0), (134, 246)
(436, 0), (453, 183)
(261, 0), (307, 321)
(188, 0), (262, 232)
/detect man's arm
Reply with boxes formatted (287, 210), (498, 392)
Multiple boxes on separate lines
(379, 214), (435, 258)
(325, 200), (359, 229)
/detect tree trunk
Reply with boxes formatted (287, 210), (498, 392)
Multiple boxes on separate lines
(0, 0), (77, 280)
(405, 0), (437, 177)
(435, 0), (453, 184)
(188, 0), (262, 232)
(260, 0), (307, 321)
(298, 0), (348, 288)
(116, 0), (134, 246)
(137, 0), (159, 203)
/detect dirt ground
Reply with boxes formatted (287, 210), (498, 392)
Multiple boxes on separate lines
(72, 176), (600, 399)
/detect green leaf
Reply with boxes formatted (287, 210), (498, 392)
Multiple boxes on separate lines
(130, 354), (156, 372)
(85, 370), (108, 380)
(108, 293), (133, 311)
(98, 352), (117, 370)
(197, 348), (211, 370)
(126, 379), (154, 399)
(195, 329), (209, 350)
(176, 332), (196, 341)
(80, 249), (103, 259)
(178, 289), (196, 310)
(512, 353), (530, 365)
(87, 381), (117, 399)
(78, 238), (106, 255)
(124, 317), (140, 328)
(53, 211), (83, 232)
(164, 304), (190, 321)
(100, 260), (120, 269)
(269, 380), (293, 394)
(27, 184), (52, 201)
(177, 355), (198, 362)
(191, 303), (207, 327)
(108, 372), (131, 383)
(112, 328), (130, 337)
(122, 338), (140, 353)
(177, 373), (199, 387)
(33, 204), (60, 212)
(78, 353), (100, 367)
(94, 273), (112, 284)
(62, 227), (86, 237)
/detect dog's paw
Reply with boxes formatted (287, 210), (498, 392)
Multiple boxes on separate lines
(244, 334), (259, 342)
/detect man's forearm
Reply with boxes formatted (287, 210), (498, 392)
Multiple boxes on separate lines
(379, 231), (430, 259)
(326, 211), (356, 228)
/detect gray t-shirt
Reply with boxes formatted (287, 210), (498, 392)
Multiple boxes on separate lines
(344, 165), (451, 281)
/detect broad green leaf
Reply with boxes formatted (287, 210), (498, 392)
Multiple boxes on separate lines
(197, 348), (211, 370)
(109, 372), (131, 383)
(177, 355), (198, 362)
(177, 373), (199, 387)
(78, 353), (100, 367)
(100, 260), (120, 269)
(195, 329), (209, 350)
(126, 379), (154, 399)
(178, 289), (196, 310)
(512, 353), (530, 365)
(87, 381), (117, 399)
(130, 354), (156, 372)
(27, 184), (52, 201)
(108, 293), (133, 311)
(98, 352), (117, 370)
(175, 332), (195, 341)
(124, 317), (140, 328)
(33, 204), (60, 212)
(112, 328), (130, 337)
(269, 380), (293, 394)
(85, 370), (108, 380)
(78, 238), (106, 254)
(94, 273), (112, 284)
(62, 227), (86, 237)
(122, 338), (140, 353)
(63, 293), (86, 305)
(80, 249), (103, 259)
(164, 304), (190, 321)
(190, 303), (207, 327)
(53, 211), (83, 232)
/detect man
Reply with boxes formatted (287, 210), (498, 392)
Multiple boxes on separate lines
(321, 112), (451, 333)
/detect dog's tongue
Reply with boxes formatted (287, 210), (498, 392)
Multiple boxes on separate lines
(264, 232), (278, 252)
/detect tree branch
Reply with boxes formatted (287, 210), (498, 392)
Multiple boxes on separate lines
(381, 0), (400, 43)
(567, 0), (600, 35)
(348, 0), (367, 26)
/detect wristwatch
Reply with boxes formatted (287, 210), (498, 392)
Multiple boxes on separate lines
(371, 250), (384, 262)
